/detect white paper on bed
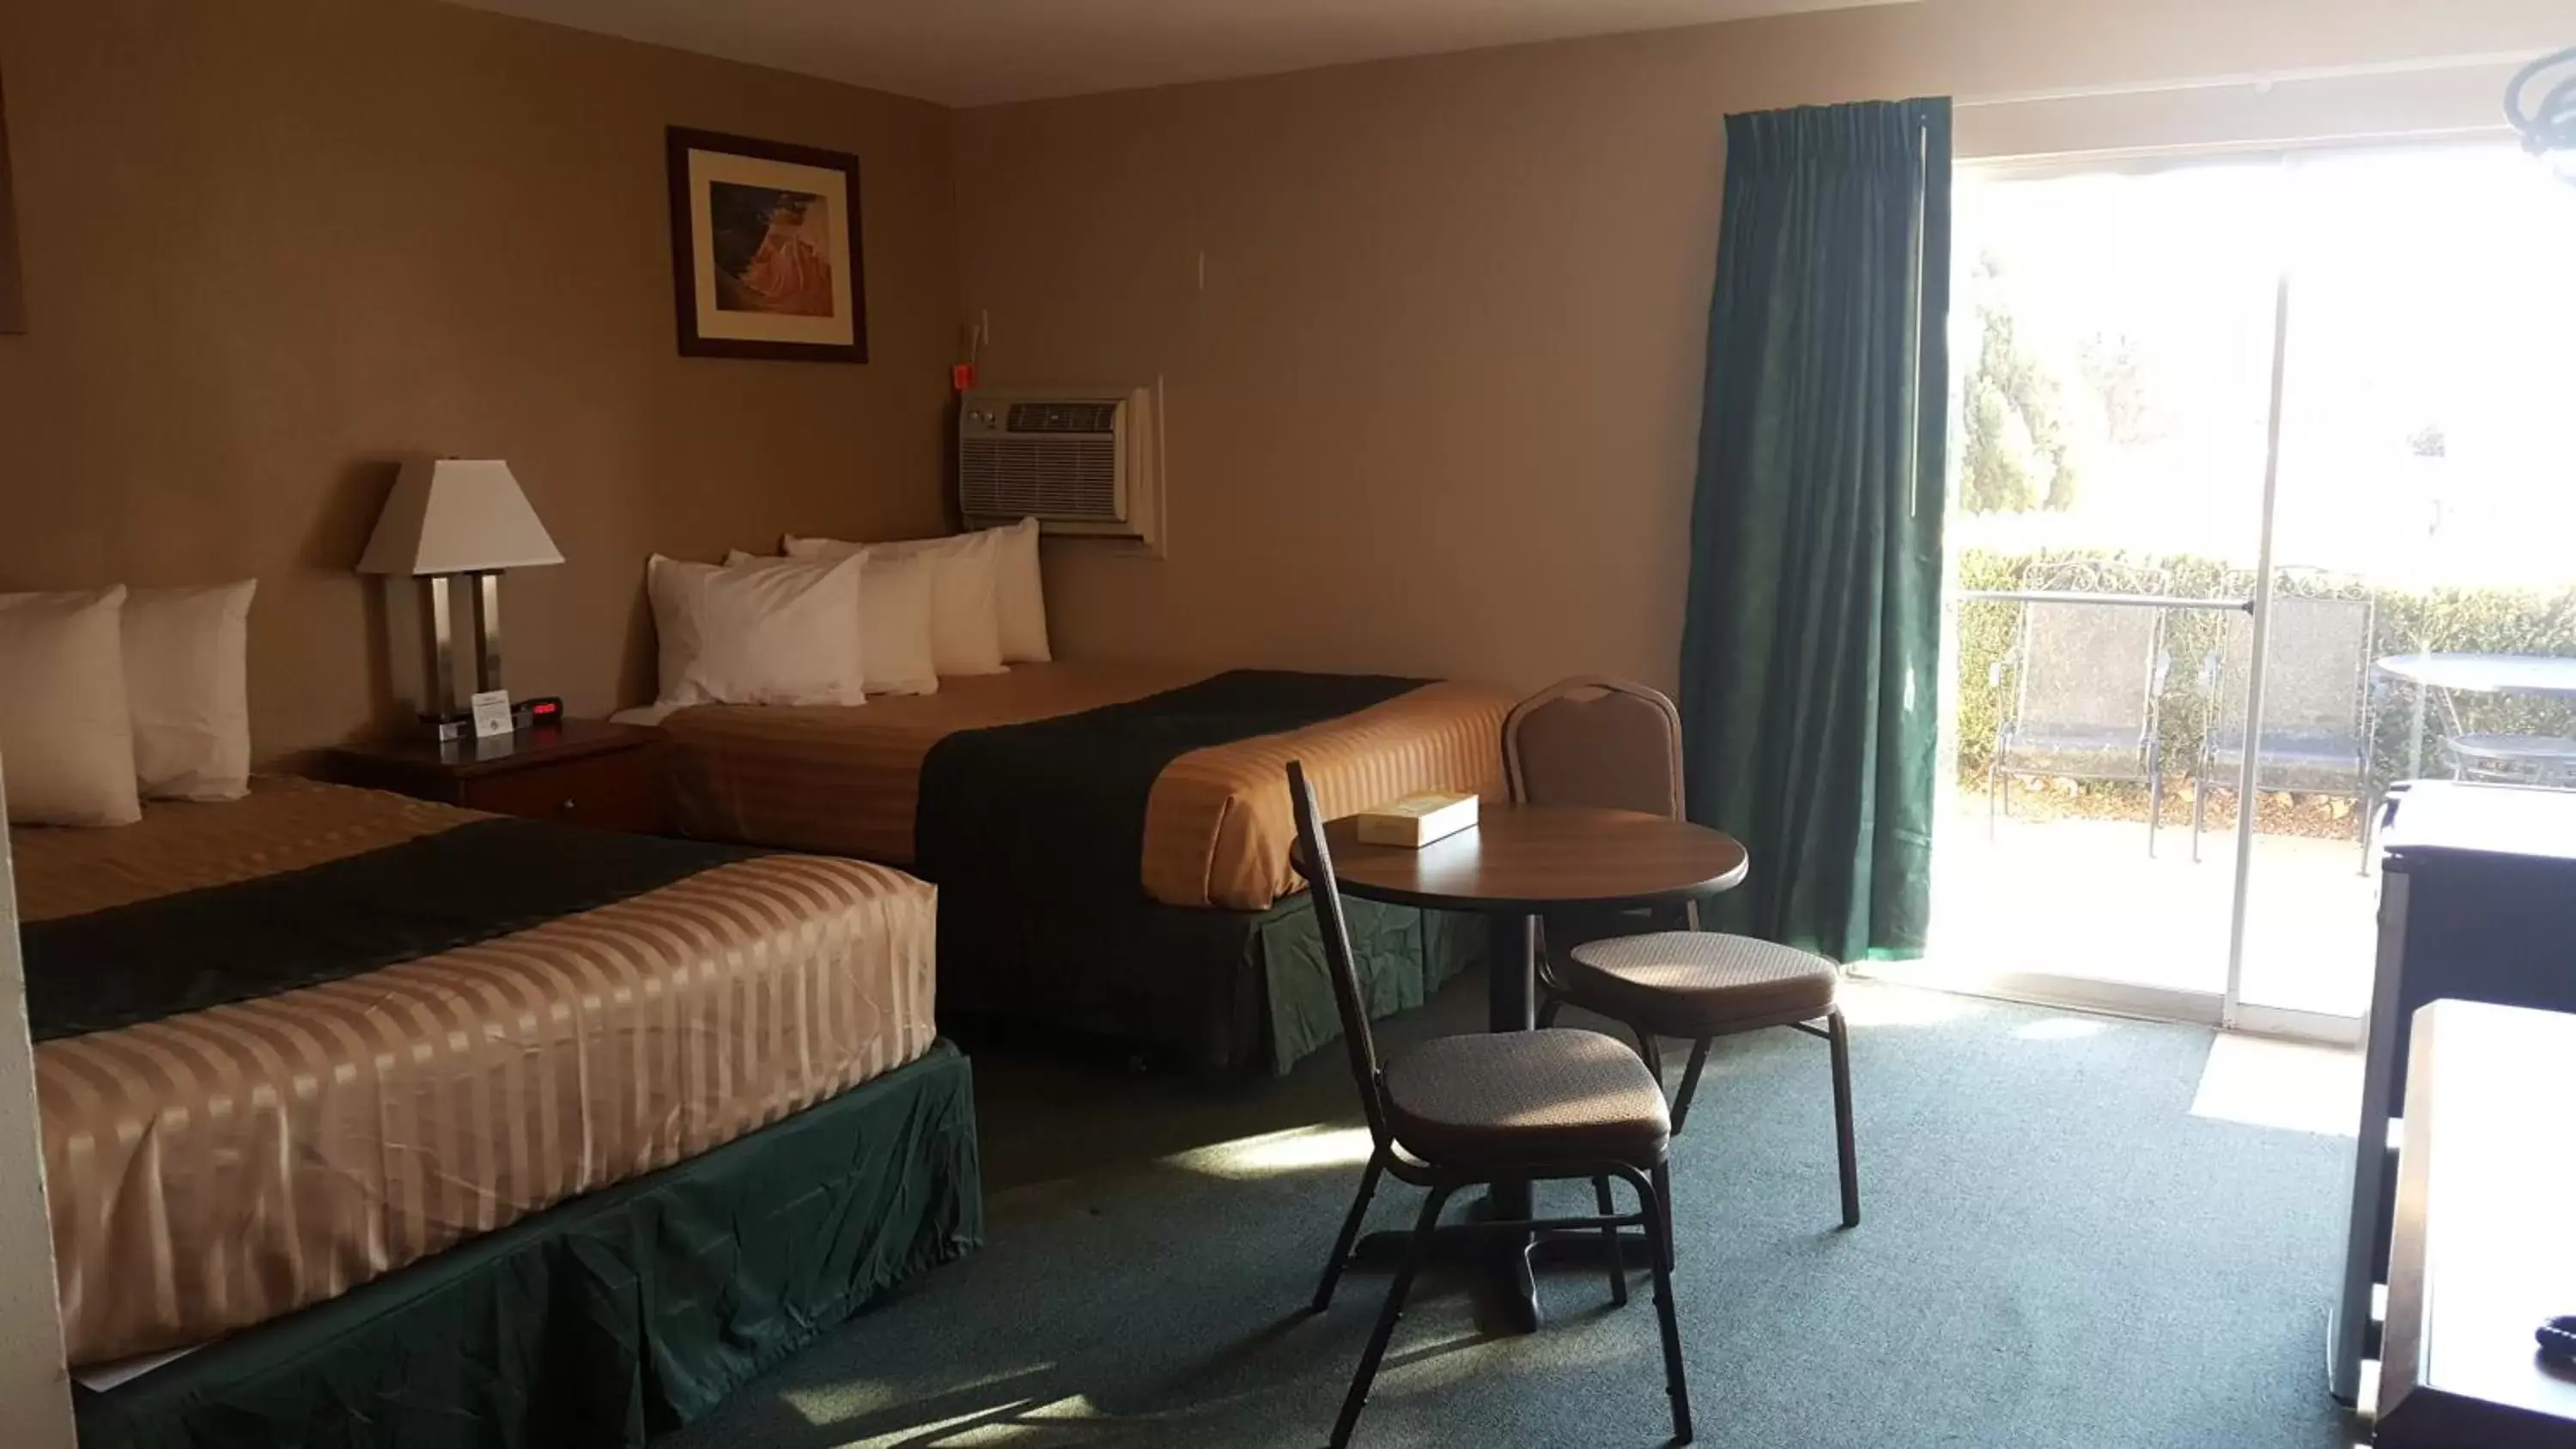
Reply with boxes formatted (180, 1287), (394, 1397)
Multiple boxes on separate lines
(647, 552), (866, 707)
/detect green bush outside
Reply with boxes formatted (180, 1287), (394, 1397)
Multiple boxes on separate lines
(1953, 549), (2576, 799)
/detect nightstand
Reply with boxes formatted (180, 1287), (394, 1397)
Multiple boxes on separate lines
(323, 719), (673, 835)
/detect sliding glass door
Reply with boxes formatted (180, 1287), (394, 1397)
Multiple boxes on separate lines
(1919, 158), (2279, 1023)
(2239, 144), (2576, 1031)
(1908, 139), (2576, 1041)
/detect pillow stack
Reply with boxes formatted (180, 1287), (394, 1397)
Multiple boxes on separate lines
(648, 518), (1049, 711)
(0, 580), (258, 828)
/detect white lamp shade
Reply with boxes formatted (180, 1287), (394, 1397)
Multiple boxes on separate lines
(358, 458), (564, 575)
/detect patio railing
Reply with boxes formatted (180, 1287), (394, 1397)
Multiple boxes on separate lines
(1952, 549), (2576, 806)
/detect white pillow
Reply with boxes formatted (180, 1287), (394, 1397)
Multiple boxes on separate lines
(0, 587), (143, 827)
(787, 532), (1005, 677)
(987, 518), (1050, 664)
(726, 548), (938, 697)
(646, 553), (866, 707)
(850, 550), (939, 695)
(125, 580), (257, 801)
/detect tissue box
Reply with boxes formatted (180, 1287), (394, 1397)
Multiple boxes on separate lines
(1353, 791), (1480, 848)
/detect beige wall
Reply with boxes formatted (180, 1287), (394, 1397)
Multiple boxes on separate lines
(957, 0), (2570, 694)
(0, 0), (957, 757)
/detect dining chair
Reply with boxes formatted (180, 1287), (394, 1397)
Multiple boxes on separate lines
(1504, 677), (1859, 1228)
(1286, 761), (1692, 1448)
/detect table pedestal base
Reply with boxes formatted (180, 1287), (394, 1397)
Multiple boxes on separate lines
(1345, 1191), (1657, 1335)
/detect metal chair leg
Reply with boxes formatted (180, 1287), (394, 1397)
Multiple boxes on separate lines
(1592, 1175), (1628, 1307)
(1313, 1149), (1387, 1313)
(1632, 1024), (1666, 1087)
(2147, 751), (2164, 858)
(1536, 994), (1562, 1028)
(1645, 1161), (1694, 1445)
(1669, 1038), (1712, 1133)
(2190, 777), (2206, 864)
(1829, 1008), (1859, 1229)
(1330, 1183), (1450, 1449)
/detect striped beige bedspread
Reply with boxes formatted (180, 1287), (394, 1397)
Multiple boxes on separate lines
(657, 662), (1514, 911)
(17, 777), (938, 1366)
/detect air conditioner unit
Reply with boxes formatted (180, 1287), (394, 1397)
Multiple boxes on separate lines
(957, 385), (1162, 551)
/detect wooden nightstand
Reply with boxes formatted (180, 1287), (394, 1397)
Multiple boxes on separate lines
(323, 719), (673, 835)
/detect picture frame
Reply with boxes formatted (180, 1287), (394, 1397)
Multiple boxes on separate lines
(665, 126), (866, 363)
(1, 67), (25, 336)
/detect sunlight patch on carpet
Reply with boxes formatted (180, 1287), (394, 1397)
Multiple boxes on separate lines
(2013, 1016), (2112, 1041)
(2191, 1032), (2360, 1137)
(1167, 1124), (1374, 1179)
(787, 1363), (1056, 1428)
(840, 1391), (1111, 1446)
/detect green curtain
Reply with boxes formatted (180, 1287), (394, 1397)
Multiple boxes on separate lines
(1679, 99), (1953, 962)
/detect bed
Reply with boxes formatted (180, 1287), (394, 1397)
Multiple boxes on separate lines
(647, 662), (1515, 1071)
(18, 778), (979, 1443)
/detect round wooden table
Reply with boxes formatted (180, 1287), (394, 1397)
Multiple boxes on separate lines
(1307, 803), (1749, 1333)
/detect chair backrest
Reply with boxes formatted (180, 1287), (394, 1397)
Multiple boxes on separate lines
(1503, 676), (1684, 819)
(2014, 600), (2164, 737)
(1285, 761), (1393, 1149)
(2207, 593), (2374, 743)
(2008, 559), (2169, 742)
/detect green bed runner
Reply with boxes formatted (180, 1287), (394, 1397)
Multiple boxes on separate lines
(938, 887), (1483, 1074)
(914, 668), (1426, 905)
(75, 1040), (982, 1449)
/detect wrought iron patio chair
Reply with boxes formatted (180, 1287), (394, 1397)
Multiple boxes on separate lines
(1989, 560), (2173, 854)
(2191, 584), (2379, 869)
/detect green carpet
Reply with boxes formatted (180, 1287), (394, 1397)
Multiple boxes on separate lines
(665, 981), (2357, 1448)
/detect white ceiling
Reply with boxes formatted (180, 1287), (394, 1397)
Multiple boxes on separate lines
(447, 0), (1914, 107)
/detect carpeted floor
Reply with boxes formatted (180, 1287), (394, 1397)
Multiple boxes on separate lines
(667, 976), (2361, 1448)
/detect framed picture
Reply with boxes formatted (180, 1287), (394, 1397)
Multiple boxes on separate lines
(1, 67), (24, 336)
(665, 126), (865, 362)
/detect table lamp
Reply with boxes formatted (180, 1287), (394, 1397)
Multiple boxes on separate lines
(358, 458), (562, 738)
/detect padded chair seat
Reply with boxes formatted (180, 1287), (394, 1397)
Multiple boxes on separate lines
(1562, 931), (1838, 1037)
(1997, 724), (2154, 779)
(1381, 1028), (1669, 1168)
(2203, 728), (2365, 794)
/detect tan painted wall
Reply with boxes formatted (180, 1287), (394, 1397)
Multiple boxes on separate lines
(0, 0), (957, 757)
(957, 0), (2571, 694)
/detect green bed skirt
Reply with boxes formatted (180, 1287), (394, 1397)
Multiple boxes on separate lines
(937, 888), (1484, 1075)
(76, 1040), (983, 1449)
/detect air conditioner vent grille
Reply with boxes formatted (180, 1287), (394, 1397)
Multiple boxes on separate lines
(960, 438), (1123, 522)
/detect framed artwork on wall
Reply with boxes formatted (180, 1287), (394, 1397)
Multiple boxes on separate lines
(1, 67), (25, 335)
(665, 126), (866, 363)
